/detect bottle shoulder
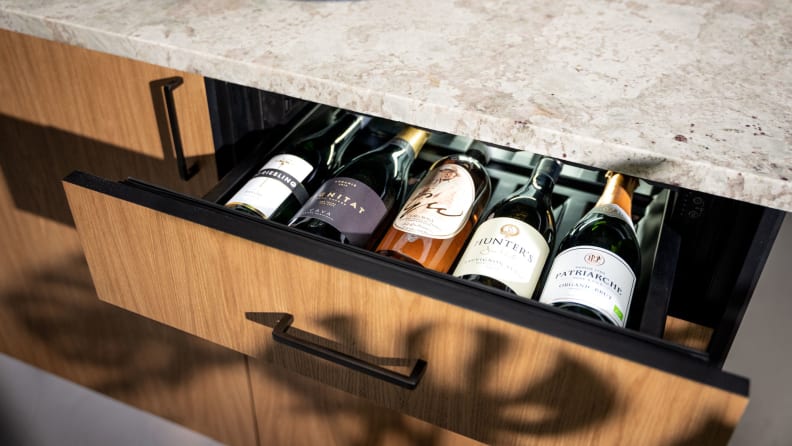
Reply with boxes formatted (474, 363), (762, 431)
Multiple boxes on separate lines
(566, 212), (637, 239)
(286, 115), (360, 162)
(492, 194), (552, 219)
(279, 144), (322, 166)
(421, 156), (492, 200)
(337, 145), (412, 177)
(492, 196), (540, 216)
(488, 197), (555, 238)
(439, 155), (490, 179)
(558, 214), (641, 267)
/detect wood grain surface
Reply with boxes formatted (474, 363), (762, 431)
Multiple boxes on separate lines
(64, 179), (748, 445)
(0, 29), (256, 445)
(250, 359), (482, 445)
(0, 28), (214, 160)
(664, 316), (714, 352)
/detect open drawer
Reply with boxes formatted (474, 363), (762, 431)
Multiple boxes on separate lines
(63, 101), (783, 445)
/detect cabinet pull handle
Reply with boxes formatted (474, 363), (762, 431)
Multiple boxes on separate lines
(160, 77), (199, 181)
(272, 314), (427, 390)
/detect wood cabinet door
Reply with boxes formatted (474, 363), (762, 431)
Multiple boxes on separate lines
(63, 172), (749, 445)
(250, 359), (481, 445)
(0, 30), (256, 445)
(0, 29), (217, 195)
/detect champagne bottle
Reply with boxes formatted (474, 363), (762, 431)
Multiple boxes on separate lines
(453, 157), (562, 299)
(226, 112), (368, 223)
(375, 142), (493, 273)
(538, 171), (641, 327)
(288, 126), (430, 249)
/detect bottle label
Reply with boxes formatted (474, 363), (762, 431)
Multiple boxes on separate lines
(293, 177), (387, 246)
(226, 154), (313, 218)
(393, 164), (475, 239)
(453, 217), (550, 299)
(538, 246), (636, 327)
(589, 203), (635, 232)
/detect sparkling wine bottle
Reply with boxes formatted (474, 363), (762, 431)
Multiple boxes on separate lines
(375, 142), (493, 273)
(226, 111), (368, 223)
(538, 171), (641, 327)
(453, 157), (562, 299)
(288, 126), (430, 249)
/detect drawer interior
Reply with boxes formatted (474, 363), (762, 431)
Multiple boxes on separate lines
(195, 90), (783, 368)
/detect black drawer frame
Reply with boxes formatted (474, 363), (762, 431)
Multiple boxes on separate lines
(63, 168), (750, 395)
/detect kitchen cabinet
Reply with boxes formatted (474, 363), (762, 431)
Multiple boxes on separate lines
(0, 29), (257, 445)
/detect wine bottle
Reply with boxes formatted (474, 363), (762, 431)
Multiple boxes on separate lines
(453, 157), (562, 299)
(375, 142), (493, 273)
(226, 112), (368, 223)
(288, 126), (430, 249)
(538, 171), (641, 327)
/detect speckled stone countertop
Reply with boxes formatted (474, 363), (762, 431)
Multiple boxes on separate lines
(1, 0), (790, 211)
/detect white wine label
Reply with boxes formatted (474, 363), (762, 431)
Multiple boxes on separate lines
(226, 154), (313, 218)
(539, 246), (636, 327)
(590, 203), (635, 232)
(393, 164), (475, 239)
(452, 217), (550, 299)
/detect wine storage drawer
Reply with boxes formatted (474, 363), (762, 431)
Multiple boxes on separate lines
(63, 102), (783, 445)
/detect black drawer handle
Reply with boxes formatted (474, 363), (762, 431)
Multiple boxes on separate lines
(272, 314), (427, 390)
(159, 77), (199, 181)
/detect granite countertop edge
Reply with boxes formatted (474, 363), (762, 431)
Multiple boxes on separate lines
(1, 4), (789, 213)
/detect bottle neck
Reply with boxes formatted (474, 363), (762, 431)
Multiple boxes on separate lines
(533, 171), (557, 192)
(515, 159), (561, 200)
(513, 174), (551, 207)
(595, 172), (638, 218)
(298, 113), (360, 150)
(463, 143), (491, 166)
(395, 127), (430, 156)
(330, 114), (365, 146)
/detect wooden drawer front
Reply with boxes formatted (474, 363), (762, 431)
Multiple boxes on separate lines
(250, 359), (481, 445)
(63, 174), (747, 445)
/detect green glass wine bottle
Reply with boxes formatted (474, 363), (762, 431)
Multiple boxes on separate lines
(538, 171), (641, 327)
(226, 112), (368, 223)
(288, 126), (430, 249)
(453, 157), (562, 299)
